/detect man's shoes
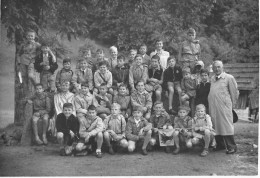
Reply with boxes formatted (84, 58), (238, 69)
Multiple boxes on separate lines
(108, 146), (115, 155)
(172, 147), (180, 155)
(226, 148), (237, 154)
(141, 149), (148, 156)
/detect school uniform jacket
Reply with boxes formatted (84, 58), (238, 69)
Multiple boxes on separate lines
(30, 92), (51, 114)
(56, 113), (79, 138)
(112, 64), (130, 86)
(126, 117), (152, 141)
(73, 68), (93, 90)
(94, 70), (113, 88)
(149, 113), (172, 129)
(131, 90), (152, 109)
(195, 81), (211, 108)
(79, 116), (103, 137)
(129, 64), (148, 89)
(181, 76), (197, 97)
(103, 114), (126, 136)
(163, 66), (182, 83)
(34, 52), (58, 74)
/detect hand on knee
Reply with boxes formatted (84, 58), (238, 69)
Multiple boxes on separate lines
(149, 138), (156, 146)
(76, 143), (85, 151)
(186, 139), (193, 148)
(204, 129), (211, 136)
(173, 131), (179, 137)
(128, 146), (135, 152)
(191, 137), (199, 145)
(120, 139), (129, 148)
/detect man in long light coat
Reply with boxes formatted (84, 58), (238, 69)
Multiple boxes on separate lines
(208, 60), (239, 154)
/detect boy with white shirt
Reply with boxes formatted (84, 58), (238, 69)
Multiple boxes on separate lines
(150, 39), (170, 69)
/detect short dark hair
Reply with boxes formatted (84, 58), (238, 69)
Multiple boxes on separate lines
(98, 60), (108, 67)
(26, 29), (36, 34)
(200, 69), (209, 76)
(118, 83), (127, 89)
(35, 83), (43, 88)
(155, 38), (163, 43)
(88, 105), (96, 111)
(140, 43), (147, 48)
(135, 54), (143, 60)
(63, 58), (71, 64)
(117, 55), (125, 61)
(96, 49), (104, 53)
(63, 103), (73, 109)
(151, 54), (160, 60)
(167, 56), (176, 62)
(81, 82), (89, 88)
(136, 80), (144, 86)
(99, 83), (107, 88)
(41, 42), (48, 47)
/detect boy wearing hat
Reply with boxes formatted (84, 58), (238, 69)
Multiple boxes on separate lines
(172, 105), (193, 154)
(34, 43), (58, 92)
(178, 28), (201, 71)
(180, 67), (197, 117)
(103, 103), (128, 154)
(55, 58), (75, 92)
(56, 103), (80, 156)
(126, 106), (152, 155)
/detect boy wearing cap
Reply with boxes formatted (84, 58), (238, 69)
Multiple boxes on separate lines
(56, 103), (80, 156)
(73, 58), (94, 92)
(75, 105), (104, 158)
(131, 81), (152, 120)
(55, 58), (75, 92)
(126, 106), (152, 155)
(103, 103), (128, 154)
(178, 28), (201, 71)
(74, 83), (95, 122)
(34, 43), (58, 92)
(172, 105), (193, 154)
(180, 67), (197, 116)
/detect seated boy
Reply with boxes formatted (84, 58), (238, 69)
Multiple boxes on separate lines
(28, 83), (51, 145)
(56, 103), (80, 156)
(55, 58), (75, 92)
(103, 103), (128, 154)
(149, 101), (173, 152)
(195, 69), (210, 113)
(113, 84), (131, 121)
(75, 105), (104, 158)
(146, 55), (163, 102)
(111, 55), (130, 95)
(126, 106), (152, 155)
(163, 56), (182, 114)
(34, 43), (58, 92)
(191, 104), (216, 157)
(131, 81), (152, 120)
(129, 54), (148, 92)
(94, 61), (113, 95)
(54, 81), (75, 116)
(73, 58), (94, 93)
(94, 83), (112, 120)
(180, 67), (197, 117)
(74, 83), (95, 122)
(172, 105), (193, 155)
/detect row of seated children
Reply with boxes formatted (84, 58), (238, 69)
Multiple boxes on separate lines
(53, 100), (215, 158)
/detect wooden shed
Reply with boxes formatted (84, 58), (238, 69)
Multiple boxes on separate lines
(224, 63), (259, 109)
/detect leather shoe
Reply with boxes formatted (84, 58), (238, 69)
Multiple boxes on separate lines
(226, 148), (237, 154)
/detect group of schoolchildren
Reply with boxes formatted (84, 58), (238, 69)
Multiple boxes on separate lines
(22, 28), (217, 159)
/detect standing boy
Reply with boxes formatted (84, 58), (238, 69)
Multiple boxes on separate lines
(75, 105), (104, 158)
(126, 106), (152, 155)
(34, 44), (58, 92)
(150, 39), (170, 69)
(139, 44), (151, 67)
(56, 103), (79, 156)
(28, 83), (51, 145)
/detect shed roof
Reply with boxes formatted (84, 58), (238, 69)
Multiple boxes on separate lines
(224, 63), (259, 90)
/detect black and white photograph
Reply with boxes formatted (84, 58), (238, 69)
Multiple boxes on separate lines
(0, 0), (258, 176)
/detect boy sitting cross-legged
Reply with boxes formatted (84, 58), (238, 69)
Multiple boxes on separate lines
(113, 84), (131, 122)
(28, 83), (51, 145)
(75, 105), (104, 158)
(56, 103), (80, 156)
(149, 101), (173, 153)
(172, 105), (193, 155)
(103, 103), (128, 155)
(126, 106), (152, 155)
(74, 83), (95, 123)
(131, 81), (152, 120)
(191, 104), (216, 157)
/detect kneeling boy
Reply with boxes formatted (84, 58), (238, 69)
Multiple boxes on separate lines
(172, 105), (193, 155)
(126, 106), (152, 155)
(56, 103), (80, 156)
(75, 105), (104, 158)
(103, 103), (128, 154)
(149, 101), (173, 152)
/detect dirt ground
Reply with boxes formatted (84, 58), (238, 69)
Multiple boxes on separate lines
(0, 28), (258, 176)
(0, 121), (258, 176)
